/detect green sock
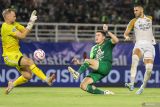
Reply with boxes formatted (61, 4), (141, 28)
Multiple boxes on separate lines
(86, 84), (104, 94)
(78, 62), (89, 74)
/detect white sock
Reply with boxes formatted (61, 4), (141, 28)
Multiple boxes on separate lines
(130, 55), (139, 85)
(141, 63), (153, 89)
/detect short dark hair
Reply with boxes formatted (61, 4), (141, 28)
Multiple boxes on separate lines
(97, 31), (107, 37)
(134, 4), (144, 8)
(2, 8), (16, 18)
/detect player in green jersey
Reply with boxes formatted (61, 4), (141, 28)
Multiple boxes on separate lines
(68, 24), (119, 95)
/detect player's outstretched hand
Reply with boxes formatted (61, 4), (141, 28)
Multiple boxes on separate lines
(30, 10), (37, 22)
(124, 36), (131, 41)
(26, 10), (37, 30)
(103, 24), (108, 32)
(72, 57), (81, 65)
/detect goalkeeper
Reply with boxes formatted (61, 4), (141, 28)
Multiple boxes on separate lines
(1, 8), (55, 94)
(68, 24), (119, 95)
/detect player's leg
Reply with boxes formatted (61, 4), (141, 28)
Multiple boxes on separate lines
(81, 61), (113, 95)
(136, 59), (153, 95)
(79, 59), (99, 72)
(80, 77), (113, 95)
(136, 46), (154, 94)
(20, 56), (55, 86)
(125, 48), (142, 91)
(3, 53), (31, 94)
(13, 67), (32, 86)
(5, 68), (32, 94)
(68, 59), (99, 79)
(80, 77), (104, 94)
(143, 59), (153, 88)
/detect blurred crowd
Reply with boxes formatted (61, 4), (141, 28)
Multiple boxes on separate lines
(0, 0), (160, 24)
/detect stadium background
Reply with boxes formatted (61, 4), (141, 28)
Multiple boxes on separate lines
(0, 1), (160, 107)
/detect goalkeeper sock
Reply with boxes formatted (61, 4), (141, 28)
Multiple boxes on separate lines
(78, 62), (89, 74)
(86, 84), (104, 94)
(29, 64), (47, 81)
(13, 75), (28, 87)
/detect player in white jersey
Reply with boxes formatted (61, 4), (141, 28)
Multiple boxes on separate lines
(124, 4), (156, 94)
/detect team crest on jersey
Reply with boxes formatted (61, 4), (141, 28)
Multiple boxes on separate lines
(12, 27), (17, 32)
(137, 19), (151, 31)
(95, 47), (104, 61)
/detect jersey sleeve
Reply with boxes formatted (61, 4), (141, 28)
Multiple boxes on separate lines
(15, 22), (25, 31)
(126, 18), (136, 31)
(108, 39), (115, 47)
(147, 16), (152, 20)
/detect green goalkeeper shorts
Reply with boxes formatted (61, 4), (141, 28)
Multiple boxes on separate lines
(86, 61), (112, 83)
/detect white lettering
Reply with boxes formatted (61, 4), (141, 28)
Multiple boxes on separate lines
(108, 70), (120, 83)
(61, 70), (69, 83)
(0, 69), (6, 82)
(112, 55), (128, 66)
(6, 69), (19, 81)
(135, 70), (143, 83)
(125, 70), (130, 83)
(0, 67), (160, 87)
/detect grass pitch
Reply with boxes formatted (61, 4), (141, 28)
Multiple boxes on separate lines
(0, 87), (160, 107)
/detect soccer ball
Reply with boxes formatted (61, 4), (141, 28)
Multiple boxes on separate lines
(33, 49), (45, 61)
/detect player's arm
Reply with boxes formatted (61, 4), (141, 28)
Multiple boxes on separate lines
(124, 19), (135, 41)
(108, 31), (119, 44)
(124, 28), (131, 41)
(72, 46), (95, 65)
(72, 57), (82, 65)
(15, 28), (31, 39)
(103, 24), (119, 44)
(146, 16), (156, 45)
(14, 10), (37, 39)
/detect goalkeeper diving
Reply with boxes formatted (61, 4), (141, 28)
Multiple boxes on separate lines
(1, 8), (55, 94)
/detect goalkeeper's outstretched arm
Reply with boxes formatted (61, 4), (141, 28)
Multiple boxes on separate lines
(15, 10), (37, 39)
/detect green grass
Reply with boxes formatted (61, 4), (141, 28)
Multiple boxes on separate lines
(0, 87), (160, 107)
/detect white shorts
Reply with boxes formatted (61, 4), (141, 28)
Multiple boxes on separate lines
(133, 41), (155, 60)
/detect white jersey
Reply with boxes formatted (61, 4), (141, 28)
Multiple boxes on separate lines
(126, 15), (156, 45)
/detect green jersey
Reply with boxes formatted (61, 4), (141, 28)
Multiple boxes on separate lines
(90, 39), (115, 62)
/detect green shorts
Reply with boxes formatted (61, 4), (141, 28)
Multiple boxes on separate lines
(86, 61), (112, 83)
(3, 52), (23, 72)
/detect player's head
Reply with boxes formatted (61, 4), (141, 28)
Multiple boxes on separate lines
(95, 31), (106, 44)
(2, 8), (16, 23)
(134, 4), (144, 18)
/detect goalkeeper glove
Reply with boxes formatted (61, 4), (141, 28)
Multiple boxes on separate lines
(26, 10), (37, 30)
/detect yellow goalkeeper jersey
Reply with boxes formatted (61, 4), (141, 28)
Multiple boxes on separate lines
(1, 22), (25, 56)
